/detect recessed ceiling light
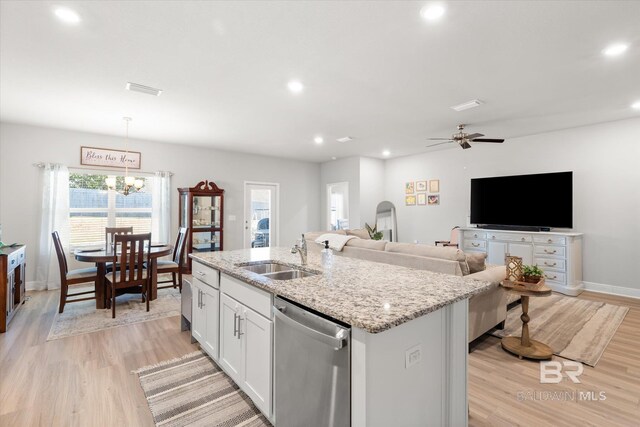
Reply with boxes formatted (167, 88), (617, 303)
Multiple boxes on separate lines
(54, 7), (81, 24)
(314, 136), (324, 144)
(631, 101), (640, 110)
(336, 136), (354, 143)
(420, 4), (445, 21)
(287, 80), (304, 94)
(602, 43), (629, 57)
(331, 156), (337, 160)
(382, 150), (391, 157)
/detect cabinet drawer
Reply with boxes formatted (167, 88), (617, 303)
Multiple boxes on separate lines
(192, 261), (220, 289)
(464, 240), (486, 250)
(534, 236), (566, 246)
(464, 231), (486, 240)
(535, 258), (566, 271)
(488, 233), (532, 243)
(543, 271), (566, 284)
(535, 246), (565, 257)
(221, 274), (272, 319)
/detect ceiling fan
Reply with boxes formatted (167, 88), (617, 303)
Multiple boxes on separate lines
(427, 124), (505, 150)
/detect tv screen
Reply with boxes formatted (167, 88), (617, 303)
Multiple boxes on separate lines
(470, 172), (573, 228)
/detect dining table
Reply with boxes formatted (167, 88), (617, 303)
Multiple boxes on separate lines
(74, 244), (173, 309)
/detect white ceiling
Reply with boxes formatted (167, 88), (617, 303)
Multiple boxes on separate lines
(1, 1), (639, 162)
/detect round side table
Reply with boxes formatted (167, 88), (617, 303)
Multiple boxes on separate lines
(500, 282), (553, 360)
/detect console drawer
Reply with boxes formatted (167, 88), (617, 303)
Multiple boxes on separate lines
(535, 258), (566, 271)
(535, 245), (565, 257)
(464, 231), (486, 240)
(220, 274), (272, 319)
(192, 261), (220, 289)
(534, 236), (566, 246)
(543, 271), (566, 284)
(488, 233), (532, 243)
(464, 240), (486, 250)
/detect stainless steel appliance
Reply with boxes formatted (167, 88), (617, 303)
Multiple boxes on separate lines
(273, 296), (351, 427)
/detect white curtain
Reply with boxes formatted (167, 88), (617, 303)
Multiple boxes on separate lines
(152, 171), (171, 244)
(35, 163), (70, 290)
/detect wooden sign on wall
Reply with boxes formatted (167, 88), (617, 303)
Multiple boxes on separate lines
(80, 146), (141, 169)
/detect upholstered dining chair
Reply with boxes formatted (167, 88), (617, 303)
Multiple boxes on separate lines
(52, 231), (98, 313)
(435, 226), (460, 248)
(105, 233), (151, 318)
(156, 227), (188, 292)
(105, 226), (133, 272)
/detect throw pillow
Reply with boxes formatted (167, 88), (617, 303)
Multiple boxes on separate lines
(346, 228), (371, 240)
(466, 252), (487, 274)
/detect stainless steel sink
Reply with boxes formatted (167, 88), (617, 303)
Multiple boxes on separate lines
(237, 261), (320, 281)
(239, 262), (292, 274)
(262, 270), (318, 280)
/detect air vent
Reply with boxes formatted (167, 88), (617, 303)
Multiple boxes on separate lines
(126, 82), (163, 96)
(450, 99), (483, 112)
(336, 136), (354, 143)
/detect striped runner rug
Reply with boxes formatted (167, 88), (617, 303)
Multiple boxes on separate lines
(134, 351), (271, 427)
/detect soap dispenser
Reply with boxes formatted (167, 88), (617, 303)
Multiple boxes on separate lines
(321, 240), (333, 268)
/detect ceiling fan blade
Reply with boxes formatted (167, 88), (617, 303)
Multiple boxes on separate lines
(460, 141), (472, 149)
(465, 133), (484, 139)
(472, 138), (505, 143)
(426, 141), (453, 148)
(427, 137), (452, 140)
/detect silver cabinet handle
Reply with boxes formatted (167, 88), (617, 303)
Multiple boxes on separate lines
(237, 315), (244, 339)
(544, 249), (557, 254)
(233, 313), (238, 337)
(472, 243), (480, 247)
(521, 237), (525, 242)
(544, 261), (557, 267)
(547, 239), (553, 243)
(198, 289), (202, 308)
(196, 271), (206, 277)
(492, 235), (496, 239)
(200, 291), (205, 308)
(546, 274), (557, 280)
(473, 234), (478, 238)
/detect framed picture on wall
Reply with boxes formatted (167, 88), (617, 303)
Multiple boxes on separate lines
(405, 195), (416, 206)
(405, 182), (415, 194)
(417, 193), (427, 205)
(416, 181), (427, 191)
(429, 179), (440, 193)
(428, 194), (440, 205)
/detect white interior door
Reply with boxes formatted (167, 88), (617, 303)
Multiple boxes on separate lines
(326, 182), (349, 230)
(244, 182), (279, 249)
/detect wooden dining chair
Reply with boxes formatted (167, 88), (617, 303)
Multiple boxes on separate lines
(105, 233), (151, 318)
(105, 227), (133, 272)
(156, 227), (188, 292)
(52, 231), (98, 313)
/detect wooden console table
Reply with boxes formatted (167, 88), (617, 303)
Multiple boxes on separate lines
(1, 245), (26, 333)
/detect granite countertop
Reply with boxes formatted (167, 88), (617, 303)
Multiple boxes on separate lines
(190, 247), (494, 334)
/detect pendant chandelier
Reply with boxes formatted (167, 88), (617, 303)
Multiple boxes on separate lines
(105, 117), (144, 196)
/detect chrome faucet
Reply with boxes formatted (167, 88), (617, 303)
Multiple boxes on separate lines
(291, 233), (308, 265)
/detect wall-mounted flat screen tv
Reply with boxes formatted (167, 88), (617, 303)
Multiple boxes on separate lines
(470, 171), (573, 229)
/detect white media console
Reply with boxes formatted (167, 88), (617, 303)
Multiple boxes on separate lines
(458, 228), (584, 296)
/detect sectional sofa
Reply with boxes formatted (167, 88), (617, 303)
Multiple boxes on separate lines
(305, 230), (509, 342)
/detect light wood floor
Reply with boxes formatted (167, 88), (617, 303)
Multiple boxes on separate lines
(1, 290), (638, 426)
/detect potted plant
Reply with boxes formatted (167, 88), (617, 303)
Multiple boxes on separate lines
(522, 265), (544, 283)
(364, 223), (384, 241)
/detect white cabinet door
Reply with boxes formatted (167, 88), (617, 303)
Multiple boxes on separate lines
(241, 306), (272, 417)
(202, 285), (220, 361)
(220, 293), (243, 383)
(508, 243), (533, 265)
(191, 280), (205, 343)
(487, 241), (507, 265)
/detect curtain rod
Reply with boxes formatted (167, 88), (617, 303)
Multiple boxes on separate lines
(32, 162), (173, 176)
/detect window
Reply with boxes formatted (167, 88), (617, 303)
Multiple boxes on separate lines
(69, 172), (152, 247)
(327, 182), (349, 230)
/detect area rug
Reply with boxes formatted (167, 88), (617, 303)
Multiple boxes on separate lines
(47, 286), (181, 341)
(492, 293), (628, 366)
(134, 351), (271, 427)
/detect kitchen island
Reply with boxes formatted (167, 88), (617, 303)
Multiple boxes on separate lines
(189, 247), (494, 427)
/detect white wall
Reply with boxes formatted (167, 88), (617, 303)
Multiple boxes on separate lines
(0, 122), (320, 283)
(359, 157), (385, 228)
(384, 117), (640, 291)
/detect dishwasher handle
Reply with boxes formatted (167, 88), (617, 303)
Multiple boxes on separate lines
(273, 306), (347, 350)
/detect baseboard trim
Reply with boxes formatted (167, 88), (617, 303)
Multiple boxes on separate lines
(26, 281), (47, 291)
(582, 281), (640, 299)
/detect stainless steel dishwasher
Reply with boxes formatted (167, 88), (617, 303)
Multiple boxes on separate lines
(273, 296), (351, 427)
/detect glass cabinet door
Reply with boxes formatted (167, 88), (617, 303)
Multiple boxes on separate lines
(192, 195), (222, 229)
(192, 230), (221, 252)
(180, 193), (189, 228)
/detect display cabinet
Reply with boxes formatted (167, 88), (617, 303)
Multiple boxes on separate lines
(1, 244), (26, 333)
(179, 180), (225, 273)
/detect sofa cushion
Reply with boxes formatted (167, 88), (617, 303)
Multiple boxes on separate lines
(466, 252), (487, 274)
(385, 242), (470, 275)
(346, 228), (371, 239)
(304, 230), (347, 242)
(345, 238), (387, 251)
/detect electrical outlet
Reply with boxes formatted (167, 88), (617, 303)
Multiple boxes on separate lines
(405, 344), (422, 368)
